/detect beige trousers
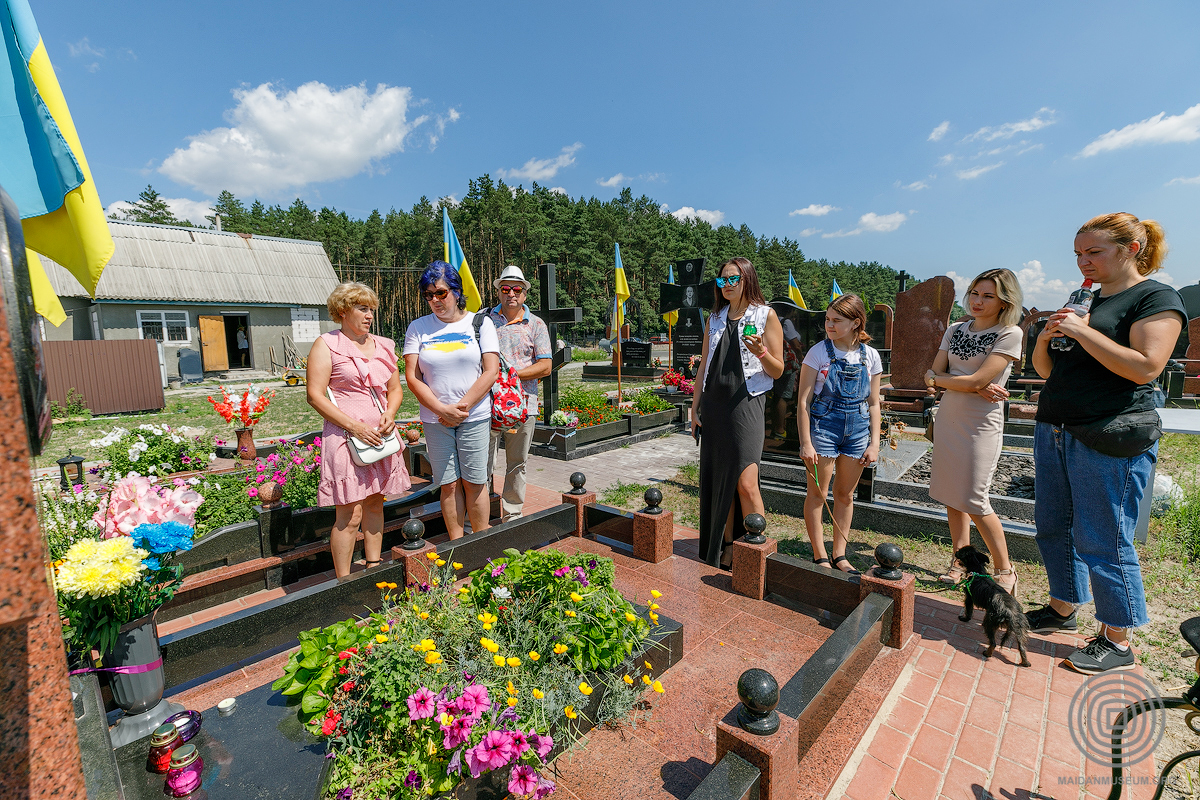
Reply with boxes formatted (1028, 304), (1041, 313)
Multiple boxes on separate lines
(488, 412), (538, 521)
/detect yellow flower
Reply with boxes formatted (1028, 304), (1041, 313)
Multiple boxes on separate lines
(564, 610), (576, 618)
(425, 552), (439, 561)
(478, 612), (498, 625)
(650, 590), (662, 599)
(480, 637), (499, 653)
(452, 562), (463, 570)
(413, 604), (421, 613)
(528, 651), (540, 661)
(644, 661), (652, 670)
(624, 612), (636, 622)
(482, 623), (492, 631)
(380, 624), (390, 633)
(507, 697), (519, 707)
(553, 644), (568, 655)
(386, 582), (397, 590)
(569, 592), (583, 603)
(436, 559), (446, 566)
(649, 612), (659, 623)
(506, 657), (521, 667)
(623, 675), (634, 685)
(430, 579), (439, 586)
(458, 586), (469, 595)
(507, 680), (517, 695)
(578, 681), (593, 696)
(649, 603), (659, 610)
(564, 705), (577, 719)
(376, 634), (388, 644)
(439, 712), (454, 727)
(412, 639), (436, 653)
(425, 651), (443, 665)
(532, 689), (544, 699)
(653, 680), (664, 694)
(493, 655), (506, 667)
(642, 675), (652, 685)
(419, 612), (430, 620)
(375, 581), (387, 589)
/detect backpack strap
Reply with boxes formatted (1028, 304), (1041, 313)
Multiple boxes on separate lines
(472, 311), (510, 374)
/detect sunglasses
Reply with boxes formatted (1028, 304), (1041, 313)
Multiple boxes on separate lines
(423, 288), (451, 302)
(715, 275), (742, 288)
(499, 285), (525, 295)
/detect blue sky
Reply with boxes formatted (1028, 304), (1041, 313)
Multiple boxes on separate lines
(35, 0), (1200, 309)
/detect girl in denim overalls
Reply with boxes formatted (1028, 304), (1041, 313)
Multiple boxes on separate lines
(796, 293), (882, 574)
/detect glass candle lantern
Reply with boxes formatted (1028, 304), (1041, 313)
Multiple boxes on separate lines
(146, 723), (180, 774)
(164, 744), (204, 797)
(164, 710), (202, 743)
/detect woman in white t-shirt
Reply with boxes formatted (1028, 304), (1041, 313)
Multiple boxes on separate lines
(796, 293), (883, 574)
(403, 262), (500, 539)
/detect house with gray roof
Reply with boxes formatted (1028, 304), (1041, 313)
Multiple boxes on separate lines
(40, 220), (340, 378)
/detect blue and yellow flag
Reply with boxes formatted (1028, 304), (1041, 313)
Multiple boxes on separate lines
(613, 243), (630, 329)
(2, 0), (113, 320)
(442, 206), (481, 312)
(788, 270), (807, 309)
(829, 279), (843, 302)
(662, 263), (678, 327)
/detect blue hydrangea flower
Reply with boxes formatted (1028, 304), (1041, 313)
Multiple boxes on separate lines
(132, 521), (196, 554)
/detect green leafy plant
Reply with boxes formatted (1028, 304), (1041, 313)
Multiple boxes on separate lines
(50, 388), (91, 421)
(90, 424), (215, 478)
(1159, 479), (1200, 562)
(630, 389), (672, 415)
(192, 472), (256, 537)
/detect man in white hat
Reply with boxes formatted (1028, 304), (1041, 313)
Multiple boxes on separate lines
(487, 266), (552, 521)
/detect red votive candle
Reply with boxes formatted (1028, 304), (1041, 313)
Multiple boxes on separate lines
(164, 744), (203, 796)
(146, 723), (180, 774)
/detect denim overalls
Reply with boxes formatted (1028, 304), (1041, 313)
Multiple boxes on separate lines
(809, 339), (871, 459)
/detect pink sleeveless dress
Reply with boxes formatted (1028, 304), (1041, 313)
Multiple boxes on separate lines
(317, 330), (412, 507)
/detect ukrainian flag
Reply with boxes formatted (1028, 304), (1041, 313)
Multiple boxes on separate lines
(829, 279), (843, 302)
(662, 262), (678, 327)
(2, 0), (113, 324)
(788, 270), (807, 309)
(613, 242), (630, 329)
(443, 206), (481, 312)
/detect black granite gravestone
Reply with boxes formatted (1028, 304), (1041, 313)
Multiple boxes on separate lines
(531, 263), (582, 422)
(621, 341), (652, 367)
(659, 258), (706, 373)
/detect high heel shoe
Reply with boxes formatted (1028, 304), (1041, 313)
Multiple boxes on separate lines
(938, 558), (965, 585)
(993, 568), (1017, 597)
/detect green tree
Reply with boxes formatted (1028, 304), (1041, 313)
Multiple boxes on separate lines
(115, 185), (189, 226)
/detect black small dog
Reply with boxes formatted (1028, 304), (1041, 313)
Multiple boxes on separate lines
(954, 546), (1031, 667)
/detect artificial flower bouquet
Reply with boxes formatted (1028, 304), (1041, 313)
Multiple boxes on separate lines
(547, 410), (579, 428)
(90, 423), (216, 477)
(207, 383), (277, 428)
(276, 548), (666, 799)
(54, 474), (201, 657)
(660, 369), (695, 396)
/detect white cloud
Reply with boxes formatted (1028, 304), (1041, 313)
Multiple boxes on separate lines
(790, 204), (839, 217)
(1080, 103), (1200, 157)
(937, 154), (956, 166)
(963, 108), (1056, 143)
(928, 121), (950, 142)
(68, 37), (104, 72)
(497, 143), (583, 182)
(105, 198), (214, 227)
(160, 81), (429, 196)
(1017, 143), (1043, 155)
(1167, 174), (1200, 186)
(669, 206), (725, 226)
(956, 162), (1004, 180)
(944, 270), (972, 297)
(1156, 271), (1185, 289)
(428, 107), (460, 150)
(1015, 260), (1075, 310)
(549, 186), (567, 195)
(597, 173), (629, 188)
(822, 211), (908, 238)
(898, 180), (930, 191)
(798, 228), (820, 237)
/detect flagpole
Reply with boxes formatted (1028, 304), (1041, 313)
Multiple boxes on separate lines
(616, 312), (623, 405)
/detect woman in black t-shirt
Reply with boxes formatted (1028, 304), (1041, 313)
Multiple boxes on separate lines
(1026, 212), (1185, 675)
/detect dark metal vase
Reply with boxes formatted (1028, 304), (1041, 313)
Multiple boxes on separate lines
(107, 613), (183, 747)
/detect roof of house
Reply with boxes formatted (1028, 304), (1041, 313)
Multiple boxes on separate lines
(42, 220), (339, 306)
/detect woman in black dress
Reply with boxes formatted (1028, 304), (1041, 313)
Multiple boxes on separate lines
(691, 258), (785, 567)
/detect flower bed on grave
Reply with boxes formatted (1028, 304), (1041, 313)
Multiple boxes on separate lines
(535, 387), (683, 453)
(275, 547), (668, 800)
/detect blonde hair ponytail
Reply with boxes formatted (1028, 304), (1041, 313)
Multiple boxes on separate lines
(1138, 219), (1168, 275)
(1077, 212), (1168, 276)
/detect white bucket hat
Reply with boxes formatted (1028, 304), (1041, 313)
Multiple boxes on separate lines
(493, 265), (531, 291)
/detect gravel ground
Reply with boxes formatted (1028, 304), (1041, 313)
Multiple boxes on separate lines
(899, 450), (1036, 499)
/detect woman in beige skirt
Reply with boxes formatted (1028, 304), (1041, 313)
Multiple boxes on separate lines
(925, 269), (1024, 594)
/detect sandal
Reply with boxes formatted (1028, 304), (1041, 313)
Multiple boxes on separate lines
(812, 557), (832, 568)
(364, 559), (382, 570)
(938, 560), (966, 585)
(831, 555), (861, 576)
(993, 568), (1017, 596)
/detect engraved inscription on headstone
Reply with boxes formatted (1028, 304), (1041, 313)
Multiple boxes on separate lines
(532, 263), (582, 422)
(621, 341), (651, 367)
(659, 258), (706, 372)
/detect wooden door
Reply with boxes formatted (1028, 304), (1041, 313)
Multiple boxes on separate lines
(198, 315), (229, 371)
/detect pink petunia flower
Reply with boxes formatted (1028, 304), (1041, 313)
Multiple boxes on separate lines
(509, 765), (539, 797)
(464, 744), (488, 779)
(459, 683), (491, 716)
(406, 687), (437, 721)
(442, 715), (473, 750)
(530, 731), (553, 759)
(247, 487), (258, 498)
(509, 730), (530, 757)
(470, 730), (515, 773)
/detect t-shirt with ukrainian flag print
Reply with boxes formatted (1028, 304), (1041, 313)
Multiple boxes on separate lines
(403, 313), (500, 425)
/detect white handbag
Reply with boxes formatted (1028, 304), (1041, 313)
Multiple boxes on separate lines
(326, 355), (402, 467)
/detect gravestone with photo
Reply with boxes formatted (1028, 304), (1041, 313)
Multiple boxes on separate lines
(659, 258), (706, 374)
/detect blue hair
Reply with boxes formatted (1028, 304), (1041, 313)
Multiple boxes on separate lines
(419, 261), (466, 310)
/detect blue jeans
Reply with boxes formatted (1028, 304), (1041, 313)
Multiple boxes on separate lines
(1033, 422), (1154, 629)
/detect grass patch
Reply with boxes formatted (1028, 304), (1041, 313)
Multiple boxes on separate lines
(571, 348), (609, 362)
(601, 480), (651, 507)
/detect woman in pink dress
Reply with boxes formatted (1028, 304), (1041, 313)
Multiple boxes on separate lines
(307, 282), (411, 578)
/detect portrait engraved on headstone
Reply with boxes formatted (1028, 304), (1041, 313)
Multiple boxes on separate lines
(659, 258), (706, 372)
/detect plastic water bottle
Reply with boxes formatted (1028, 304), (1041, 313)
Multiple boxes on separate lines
(1050, 279), (1095, 352)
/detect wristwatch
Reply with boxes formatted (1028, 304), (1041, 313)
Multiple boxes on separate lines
(924, 370), (937, 388)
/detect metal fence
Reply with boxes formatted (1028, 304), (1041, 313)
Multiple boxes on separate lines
(43, 340), (165, 415)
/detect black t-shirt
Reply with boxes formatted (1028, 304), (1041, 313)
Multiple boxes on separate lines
(1037, 279), (1186, 426)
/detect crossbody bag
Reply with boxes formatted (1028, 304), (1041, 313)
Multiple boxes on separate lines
(326, 349), (402, 467)
(1064, 409), (1161, 459)
(471, 312), (531, 431)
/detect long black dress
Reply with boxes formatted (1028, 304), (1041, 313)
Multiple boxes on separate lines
(698, 319), (767, 567)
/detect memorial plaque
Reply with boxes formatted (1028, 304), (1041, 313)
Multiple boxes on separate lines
(660, 258), (706, 372)
(621, 341), (651, 367)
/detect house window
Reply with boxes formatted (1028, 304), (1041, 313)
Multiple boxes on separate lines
(137, 311), (190, 344)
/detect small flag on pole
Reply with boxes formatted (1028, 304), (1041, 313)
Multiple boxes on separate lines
(829, 279), (843, 302)
(2, 0), (114, 320)
(788, 270), (807, 309)
(443, 207), (481, 312)
(662, 263), (678, 327)
(613, 243), (630, 329)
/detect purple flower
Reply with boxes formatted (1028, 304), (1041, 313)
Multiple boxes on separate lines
(442, 715), (473, 749)
(447, 748), (463, 776)
(470, 730), (515, 773)
(509, 765), (539, 796)
(535, 777), (556, 799)
(418, 582), (431, 593)
(490, 560), (507, 578)
(404, 770), (422, 789)
(406, 687), (437, 720)
(587, 559), (598, 569)
(530, 732), (553, 759)
(498, 706), (519, 725)
(462, 671), (476, 683)
(335, 788), (353, 800)
(572, 567), (589, 588)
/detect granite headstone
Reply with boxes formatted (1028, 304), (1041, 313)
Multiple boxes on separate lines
(888, 276), (955, 389)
